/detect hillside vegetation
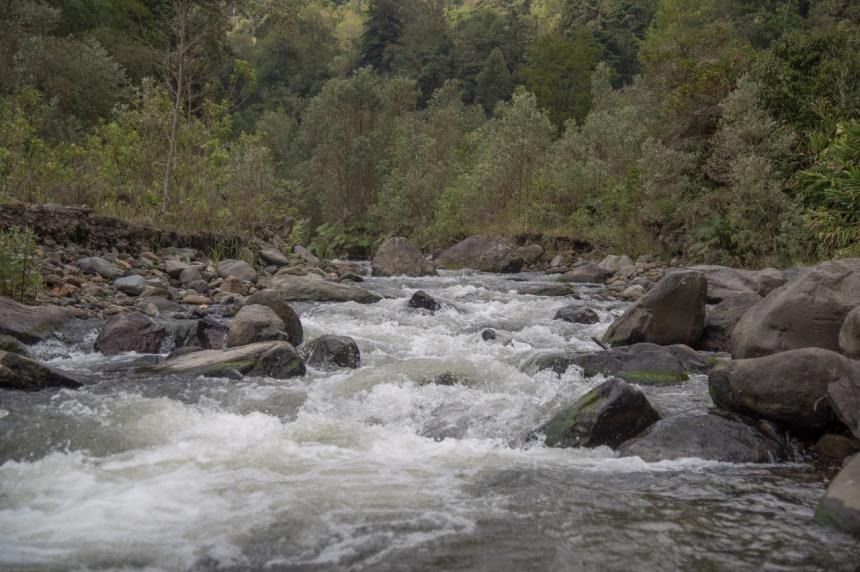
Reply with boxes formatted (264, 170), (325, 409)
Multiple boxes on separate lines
(1, 0), (858, 265)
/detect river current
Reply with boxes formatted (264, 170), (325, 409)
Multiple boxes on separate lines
(1, 270), (858, 571)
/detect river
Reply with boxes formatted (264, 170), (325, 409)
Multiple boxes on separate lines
(1, 270), (858, 571)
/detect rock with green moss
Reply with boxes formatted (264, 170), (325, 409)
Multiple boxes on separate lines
(541, 378), (660, 448)
(815, 454), (860, 538)
(0, 335), (28, 356)
(151, 341), (305, 379)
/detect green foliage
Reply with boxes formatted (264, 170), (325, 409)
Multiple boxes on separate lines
(475, 48), (512, 114)
(798, 120), (860, 257)
(0, 226), (43, 304)
(310, 222), (375, 260)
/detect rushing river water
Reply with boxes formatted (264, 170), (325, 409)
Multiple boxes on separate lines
(1, 270), (858, 571)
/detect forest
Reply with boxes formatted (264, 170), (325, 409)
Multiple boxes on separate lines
(1, 0), (858, 266)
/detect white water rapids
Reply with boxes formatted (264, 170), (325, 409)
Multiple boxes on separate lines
(1, 271), (858, 571)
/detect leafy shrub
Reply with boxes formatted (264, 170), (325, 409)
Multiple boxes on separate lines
(0, 226), (43, 303)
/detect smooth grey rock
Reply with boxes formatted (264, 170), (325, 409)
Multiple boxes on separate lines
(598, 255), (634, 274)
(518, 283), (576, 297)
(815, 454), (860, 538)
(839, 307), (860, 358)
(575, 343), (710, 385)
(689, 265), (786, 303)
(696, 292), (761, 353)
(0, 350), (82, 391)
(152, 341), (305, 379)
(226, 305), (287, 348)
(94, 313), (166, 355)
(260, 246), (289, 267)
(245, 290), (303, 346)
(216, 259), (258, 283)
(0, 297), (76, 344)
(554, 305), (599, 324)
(269, 273), (381, 304)
(78, 256), (121, 279)
(372, 237), (436, 277)
(114, 274), (146, 296)
(540, 378), (660, 448)
(558, 263), (613, 284)
(436, 235), (522, 273)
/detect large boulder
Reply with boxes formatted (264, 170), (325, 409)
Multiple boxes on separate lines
(303, 335), (360, 369)
(0, 297), (76, 343)
(815, 454), (860, 538)
(269, 273), (381, 304)
(408, 291), (440, 312)
(828, 373), (860, 441)
(557, 263), (613, 284)
(152, 341), (305, 379)
(94, 313), (167, 355)
(688, 265), (786, 303)
(517, 283), (576, 297)
(226, 304), (287, 348)
(196, 316), (229, 350)
(540, 378), (660, 448)
(839, 307), (860, 358)
(598, 255), (635, 275)
(78, 256), (122, 279)
(372, 237), (436, 277)
(244, 290), (303, 346)
(617, 413), (786, 463)
(0, 350), (82, 391)
(435, 235), (521, 273)
(259, 245), (289, 267)
(216, 259), (258, 283)
(709, 348), (856, 435)
(696, 292), (760, 353)
(575, 343), (710, 385)
(603, 270), (707, 347)
(731, 258), (860, 359)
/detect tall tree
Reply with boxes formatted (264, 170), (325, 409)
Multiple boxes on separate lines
(475, 47), (512, 114)
(359, 0), (405, 74)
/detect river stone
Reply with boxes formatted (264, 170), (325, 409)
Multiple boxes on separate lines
(216, 259), (257, 283)
(709, 348), (857, 435)
(839, 307), (860, 358)
(815, 434), (860, 464)
(517, 283), (576, 297)
(0, 297), (77, 344)
(828, 372), (860, 441)
(114, 274), (146, 296)
(152, 341), (305, 379)
(259, 246), (289, 267)
(598, 255), (634, 274)
(815, 454), (860, 538)
(196, 315), (229, 350)
(94, 313), (167, 355)
(0, 335), (27, 356)
(541, 378), (660, 448)
(178, 266), (203, 288)
(0, 350), (82, 391)
(245, 290), (303, 346)
(688, 265), (787, 303)
(165, 259), (190, 279)
(515, 244), (544, 265)
(226, 304), (287, 348)
(603, 270), (707, 347)
(294, 245), (321, 267)
(696, 292), (761, 353)
(269, 273), (382, 304)
(303, 335), (360, 369)
(554, 305), (599, 324)
(136, 296), (183, 315)
(408, 290), (440, 312)
(557, 263), (613, 284)
(574, 343), (711, 385)
(436, 235), (522, 273)
(372, 237), (436, 277)
(617, 413), (785, 463)
(732, 258), (860, 359)
(78, 256), (122, 279)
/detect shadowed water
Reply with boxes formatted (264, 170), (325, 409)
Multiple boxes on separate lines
(1, 270), (857, 571)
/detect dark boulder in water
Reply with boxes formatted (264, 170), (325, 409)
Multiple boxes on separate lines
(0, 350), (82, 391)
(303, 335), (360, 369)
(408, 290), (441, 312)
(95, 312), (166, 355)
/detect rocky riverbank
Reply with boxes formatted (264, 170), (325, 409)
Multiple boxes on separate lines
(1, 207), (859, 543)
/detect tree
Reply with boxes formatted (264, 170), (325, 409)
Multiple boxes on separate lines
(359, 0), (405, 74)
(475, 47), (512, 114)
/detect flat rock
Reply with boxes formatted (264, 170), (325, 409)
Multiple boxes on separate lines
(260, 246), (289, 267)
(269, 273), (381, 304)
(517, 283), (576, 297)
(689, 265), (786, 303)
(618, 413), (786, 463)
(152, 341), (305, 379)
(575, 343), (711, 385)
(0, 297), (77, 344)
(216, 259), (258, 283)
(436, 235), (521, 273)
(0, 350), (82, 391)
(558, 263), (613, 284)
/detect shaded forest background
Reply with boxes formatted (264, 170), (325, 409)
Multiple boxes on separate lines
(1, 0), (858, 265)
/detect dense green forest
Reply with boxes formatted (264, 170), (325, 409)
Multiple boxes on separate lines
(1, 0), (858, 265)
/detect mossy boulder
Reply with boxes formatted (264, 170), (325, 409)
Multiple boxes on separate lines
(540, 378), (660, 448)
(151, 341), (305, 379)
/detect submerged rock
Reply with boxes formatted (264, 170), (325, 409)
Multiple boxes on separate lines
(709, 348), (857, 436)
(603, 270), (707, 347)
(94, 313), (166, 355)
(815, 454), (860, 538)
(732, 258), (860, 358)
(152, 341), (305, 379)
(554, 305), (599, 324)
(372, 237), (436, 277)
(0, 297), (77, 344)
(575, 343), (710, 385)
(517, 283), (576, 297)
(436, 235), (521, 273)
(541, 378), (660, 448)
(408, 290), (440, 312)
(618, 413), (786, 463)
(0, 350), (82, 391)
(302, 335), (360, 369)
(270, 273), (382, 304)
